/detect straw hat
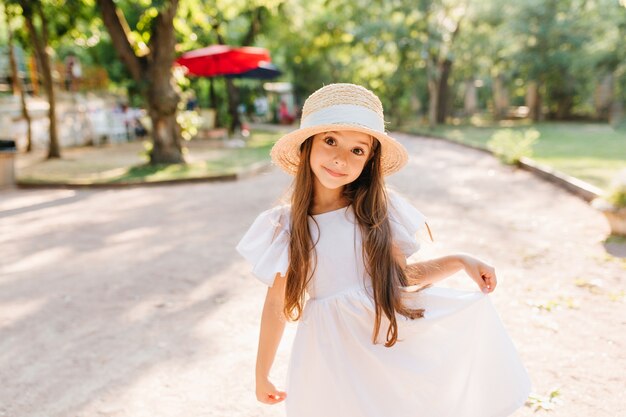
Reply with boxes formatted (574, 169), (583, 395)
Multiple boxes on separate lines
(269, 83), (408, 176)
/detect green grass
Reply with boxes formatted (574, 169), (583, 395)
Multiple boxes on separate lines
(110, 145), (273, 183)
(112, 131), (278, 183)
(402, 120), (626, 191)
(17, 130), (279, 185)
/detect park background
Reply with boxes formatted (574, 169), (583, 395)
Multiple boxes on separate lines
(1, 0), (625, 416)
(0, 0), (625, 192)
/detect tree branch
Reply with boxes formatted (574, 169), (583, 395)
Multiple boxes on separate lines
(19, 1), (44, 74)
(96, 0), (144, 82)
(149, 0), (179, 69)
(241, 7), (263, 46)
(211, 19), (226, 45)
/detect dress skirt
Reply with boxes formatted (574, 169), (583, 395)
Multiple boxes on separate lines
(284, 285), (532, 417)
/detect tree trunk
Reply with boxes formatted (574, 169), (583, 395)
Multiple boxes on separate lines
(526, 81), (543, 121)
(97, 0), (184, 164)
(143, 0), (183, 163)
(552, 75), (575, 120)
(28, 55), (39, 96)
(214, 30), (241, 136)
(554, 95), (573, 120)
(214, 8), (263, 136)
(21, 1), (60, 158)
(436, 59), (452, 124)
(609, 99), (624, 128)
(148, 109), (184, 164)
(427, 77), (439, 128)
(209, 78), (221, 128)
(225, 78), (241, 135)
(146, 64), (184, 164)
(5, 7), (32, 152)
(594, 73), (613, 121)
(424, 6), (462, 127)
(426, 51), (456, 126)
(492, 74), (509, 120)
(463, 78), (478, 117)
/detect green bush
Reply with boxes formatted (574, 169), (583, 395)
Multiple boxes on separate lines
(486, 128), (540, 165)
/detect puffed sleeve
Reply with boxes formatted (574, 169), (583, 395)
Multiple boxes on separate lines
(235, 205), (290, 287)
(387, 190), (434, 258)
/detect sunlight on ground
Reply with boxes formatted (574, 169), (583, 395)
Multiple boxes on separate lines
(0, 298), (48, 329)
(104, 227), (160, 245)
(3, 246), (73, 275)
(0, 190), (77, 212)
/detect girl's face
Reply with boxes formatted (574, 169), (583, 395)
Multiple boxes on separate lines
(309, 130), (374, 190)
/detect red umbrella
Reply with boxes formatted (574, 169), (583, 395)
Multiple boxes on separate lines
(175, 45), (271, 77)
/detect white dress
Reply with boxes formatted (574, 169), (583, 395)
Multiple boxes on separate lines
(236, 191), (532, 417)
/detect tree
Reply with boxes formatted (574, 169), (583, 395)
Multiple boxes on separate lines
(96, 0), (184, 164)
(16, 0), (60, 158)
(585, 0), (626, 122)
(508, 0), (591, 120)
(210, 5), (267, 135)
(4, 4), (32, 152)
(423, 0), (466, 126)
(183, 2), (278, 135)
(265, 0), (432, 125)
(445, 0), (510, 120)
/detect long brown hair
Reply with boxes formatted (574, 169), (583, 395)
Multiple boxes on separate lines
(281, 135), (429, 347)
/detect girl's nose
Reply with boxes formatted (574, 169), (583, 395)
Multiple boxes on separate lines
(333, 158), (346, 168)
(333, 151), (348, 167)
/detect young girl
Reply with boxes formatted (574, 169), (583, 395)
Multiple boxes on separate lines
(236, 83), (532, 417)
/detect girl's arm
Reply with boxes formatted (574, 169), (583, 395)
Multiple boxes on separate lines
(255, 272), (288, 404)
(393, 245), (496, 293)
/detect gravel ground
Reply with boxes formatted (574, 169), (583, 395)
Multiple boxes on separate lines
(1, 133), (624, 417)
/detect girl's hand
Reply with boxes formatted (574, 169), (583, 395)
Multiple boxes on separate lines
(460, 255), (497, 294)
(256, 376), (287, 404)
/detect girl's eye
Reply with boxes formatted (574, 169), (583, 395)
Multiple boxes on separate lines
(324, 137), (336, 145)
(352, 148), (365, 156)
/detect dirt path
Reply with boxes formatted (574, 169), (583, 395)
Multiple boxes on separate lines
(1, 133), (624, 417)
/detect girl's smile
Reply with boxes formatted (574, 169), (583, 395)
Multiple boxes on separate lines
(323, 166), (348, 177)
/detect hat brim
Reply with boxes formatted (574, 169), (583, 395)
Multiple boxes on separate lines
(269, 123), (408, 176)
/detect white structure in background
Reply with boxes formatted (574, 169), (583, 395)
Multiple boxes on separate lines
(0, 93), (142, 150)
(89, 104), (144, 145)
